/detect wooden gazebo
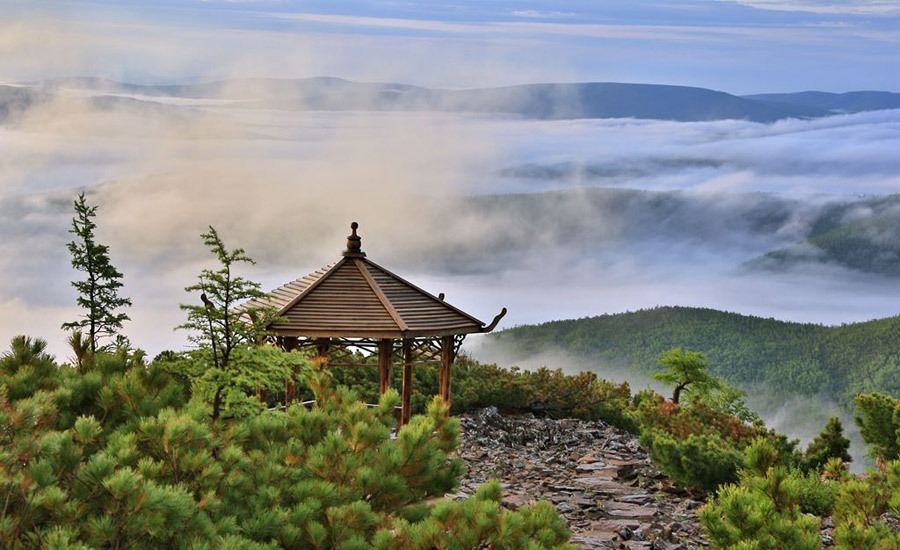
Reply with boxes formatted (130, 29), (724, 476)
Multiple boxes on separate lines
(253, 222), (506, 425)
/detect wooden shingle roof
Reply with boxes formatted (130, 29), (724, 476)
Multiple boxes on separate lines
(251, 223), (505, 339)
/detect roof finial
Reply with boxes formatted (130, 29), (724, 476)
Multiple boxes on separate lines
(342, 221), (366, 257)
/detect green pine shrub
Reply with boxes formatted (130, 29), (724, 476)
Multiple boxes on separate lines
(639, 429), (743, 491)
(832, 459), (900, 550)
(700, 439), (822, 550)
(854, 392), (900, 461)
(327, 356), (639, 432)
(803, 416), (852, 472)
(633, 391), (800, 492)
(375, 482), (572, 550)
(788, 469), (838, 517)
(700, 477), (821, 550)
(0, 337), (576, 550)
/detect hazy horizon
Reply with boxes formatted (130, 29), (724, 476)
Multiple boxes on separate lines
(8, 74), (900, 94)
(3, 0), (900, 93)
(2, 98), (900, 360)
(2, 0), (900, 362)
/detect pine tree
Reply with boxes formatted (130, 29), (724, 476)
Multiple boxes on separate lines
(0, 335), (58, 400)
(652, 347), (721, 404)
(0, 336), (575, 549)
(639, 429), (742, 491)
(854, 392), (900, 461)
(804, 417), (852, 471)
(832, 461), (900, 550)
(700, 439), (822, 550)
(61, 192), (131, 354)
(177, 226), (285, 421)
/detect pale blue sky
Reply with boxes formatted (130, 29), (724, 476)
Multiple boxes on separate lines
(1, 1), (898, 93)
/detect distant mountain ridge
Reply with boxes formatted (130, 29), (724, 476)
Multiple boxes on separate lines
(743, 91), (900, 113)
(18, 76), (895, 123)
(0, 84), (200, 123)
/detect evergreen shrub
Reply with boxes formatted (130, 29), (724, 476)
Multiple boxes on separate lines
(0, 338), (576, 550)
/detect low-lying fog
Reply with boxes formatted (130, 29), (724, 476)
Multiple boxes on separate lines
(2, 91), (900, 361)
(3, 85), (899, 466)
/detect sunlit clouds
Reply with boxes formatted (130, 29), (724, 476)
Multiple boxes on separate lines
(0, 0), (898, 359)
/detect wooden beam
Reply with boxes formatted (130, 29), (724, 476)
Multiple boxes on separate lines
(378, 338), (393, 395)
(439, 335), (453, 407)
(266, 260), (345, 325)
(400, 339), (413, 427)
(266, 327), (486, 339)
(354, 259), (409, 331)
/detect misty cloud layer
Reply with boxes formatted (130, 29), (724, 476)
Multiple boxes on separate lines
(2, 86), (900, 361)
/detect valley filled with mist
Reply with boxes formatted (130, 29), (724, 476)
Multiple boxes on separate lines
(5, 1), (900, 546)
(2, 77), (900, 465)
(3, 79), (900, 345)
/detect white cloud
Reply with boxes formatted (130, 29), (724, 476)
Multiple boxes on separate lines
(262, 11), (868, 43)
(510, 10), (576, 18)
(723, 0), (900, 15)
(199, 0), (286, 3)
(3, 88), (900, 360)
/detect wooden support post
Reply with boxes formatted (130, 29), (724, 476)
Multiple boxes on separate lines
(282, 337), (299, 406)
(284, 379), (293, 406)
(315, 338), (330, 359)
(400, 338), (413, 427)
(439, 335), (453, 408)
(378, 339), (393, 395)
(282, 337), (299, 352)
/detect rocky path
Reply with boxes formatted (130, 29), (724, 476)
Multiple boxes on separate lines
(455, 408), (708, 550)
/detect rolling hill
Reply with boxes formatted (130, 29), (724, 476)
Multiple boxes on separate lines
(11, 78), (899, 124)
(485, 306), (900, 408)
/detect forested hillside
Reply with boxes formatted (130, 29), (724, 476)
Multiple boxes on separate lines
(750, 194), (900, 276)
(487, 306), (900, 407)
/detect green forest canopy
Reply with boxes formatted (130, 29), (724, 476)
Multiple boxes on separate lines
(488, 306), (900, 408)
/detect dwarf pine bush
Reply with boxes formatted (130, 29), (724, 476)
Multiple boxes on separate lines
(0, 337), (576, 550)
(699, 439), (822, 550)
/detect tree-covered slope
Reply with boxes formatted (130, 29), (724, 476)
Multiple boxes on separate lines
(749, 194), (900, 276)
(487, 306), (900, 407)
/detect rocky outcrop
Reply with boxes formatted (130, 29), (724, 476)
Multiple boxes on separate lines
(454, 407), (900, 549)
(455, 407), (707, 549)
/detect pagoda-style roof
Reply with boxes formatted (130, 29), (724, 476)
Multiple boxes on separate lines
(252, 223), (505, 339)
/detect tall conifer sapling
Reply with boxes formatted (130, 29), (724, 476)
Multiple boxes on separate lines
(178, 226), (278, 421)
(804, 417), (852, 471)
(61, 191), (131, 354)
